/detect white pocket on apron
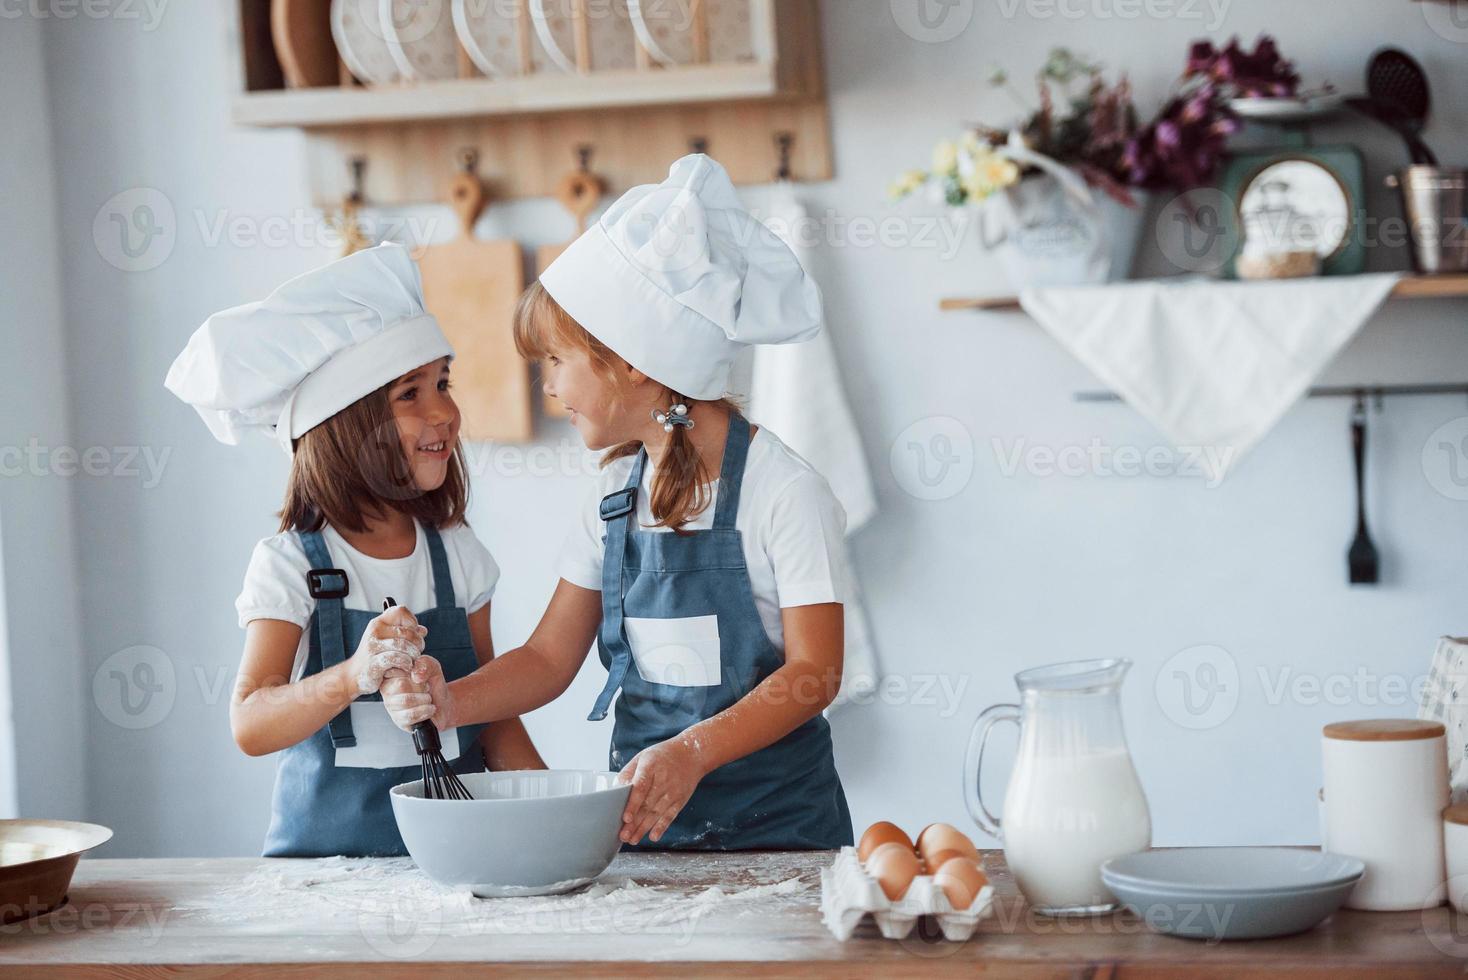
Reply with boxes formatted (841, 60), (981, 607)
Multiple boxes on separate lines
(333, 700), (462, 769)
(625, 615), (722, 687)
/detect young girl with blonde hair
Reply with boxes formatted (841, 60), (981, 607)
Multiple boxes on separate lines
(389, 156), (853, 849)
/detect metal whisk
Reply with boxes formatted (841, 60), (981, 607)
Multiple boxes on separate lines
(383, 599), (473, 801)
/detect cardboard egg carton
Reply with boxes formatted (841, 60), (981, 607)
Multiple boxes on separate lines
(819, 846), (995, 942)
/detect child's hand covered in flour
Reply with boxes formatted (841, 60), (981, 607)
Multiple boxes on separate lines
(617, 735), (710, 844)
(384, 653), (455, 732)
(346, 606), (427, 696)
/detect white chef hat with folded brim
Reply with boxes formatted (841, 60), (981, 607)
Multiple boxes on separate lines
(539, 153), (823, 401)
(165, 243), (453, 454)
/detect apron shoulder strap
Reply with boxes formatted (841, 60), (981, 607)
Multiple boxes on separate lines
(422, 524), (457, 610)
(711, 413), (753, 530)
(297, 528), (357, 749)
(588, 449), (647, 722)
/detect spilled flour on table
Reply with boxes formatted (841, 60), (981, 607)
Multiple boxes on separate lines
(192, 856), (813, 940)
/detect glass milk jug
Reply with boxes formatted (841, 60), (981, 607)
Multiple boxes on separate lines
(966, 659), (1151, 916)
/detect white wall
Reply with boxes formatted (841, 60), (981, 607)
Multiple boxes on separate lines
(0, 15), (86, 822)
(23, 0), (1468, 856)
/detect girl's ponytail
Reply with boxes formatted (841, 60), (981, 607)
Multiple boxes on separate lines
(644, 393), (715, 532)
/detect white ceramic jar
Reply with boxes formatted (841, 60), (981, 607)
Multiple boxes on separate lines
(1445, 805), (1468, 912)
(1322, 719), (1448, 911)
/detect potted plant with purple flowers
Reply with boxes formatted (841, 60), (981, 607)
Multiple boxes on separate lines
(891, 38), (1300, 290)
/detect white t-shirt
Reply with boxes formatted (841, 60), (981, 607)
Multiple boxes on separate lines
(558, 427), (851, 652)
(236, 521), (499, 683)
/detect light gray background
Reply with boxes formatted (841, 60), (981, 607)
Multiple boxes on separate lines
(3, 0), (1467, 857)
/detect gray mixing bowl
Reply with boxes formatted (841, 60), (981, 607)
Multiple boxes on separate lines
(391, 770), (631, 897)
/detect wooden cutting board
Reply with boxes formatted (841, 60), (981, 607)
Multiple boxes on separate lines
(534, 166), (605, 418)
(418, 169), (532, 443)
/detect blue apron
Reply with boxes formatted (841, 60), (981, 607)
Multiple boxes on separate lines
(590, 414), (853, 850)
(262, 523), (487, 857)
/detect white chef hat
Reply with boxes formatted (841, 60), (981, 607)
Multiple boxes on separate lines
(540, 154), (822, 400)
(165, 244), (452, 453)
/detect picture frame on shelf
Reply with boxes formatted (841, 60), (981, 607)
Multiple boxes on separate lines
(1216, 145), (1366, 278)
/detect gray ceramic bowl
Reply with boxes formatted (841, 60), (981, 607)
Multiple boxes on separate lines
(1100, 848), (1365, 941)
(391, 770), (631, 897)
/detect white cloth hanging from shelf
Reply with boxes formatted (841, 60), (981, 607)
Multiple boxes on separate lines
(1019, 274), (1402, 482)
(751, 180), (882, 712)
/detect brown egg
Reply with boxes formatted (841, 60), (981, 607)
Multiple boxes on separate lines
(858, 821), (913, 862)
(923, 847), (963, 874)
(916, 822), (979, 866)
(866, 841), (922, 901)
(932, 856), (990, 911)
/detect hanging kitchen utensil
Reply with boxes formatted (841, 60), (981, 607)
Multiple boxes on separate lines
(535, 146), (605, 419)
(380, 599), (473, 801)
(417, 149), (533, 442)
(272, 0), (340, 88)
(1348, 394), (1381, 585)
(1346, 48), (1437, 166)
(325, 157), (372, 257)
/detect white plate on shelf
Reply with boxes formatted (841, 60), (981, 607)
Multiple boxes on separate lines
(453, 0), (522, 78)
(380, 0), (461, 80)
(527, 0), (576, 73)
(586, 0), (638, 71)
(331, 0), (401, 85)
(629, 0), (753, 66)
(1230, 92), (1345, 123)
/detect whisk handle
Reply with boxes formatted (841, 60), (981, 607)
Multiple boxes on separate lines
(411, 720), (442, 754)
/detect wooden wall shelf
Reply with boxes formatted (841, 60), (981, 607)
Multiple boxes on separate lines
(232, 62), (796, 129)
(940, 275), (1468, 312)
(232, 0), (831, 207)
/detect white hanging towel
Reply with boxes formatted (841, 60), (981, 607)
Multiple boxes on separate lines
(1019, 274), (1402, 482)
(752, 181), (882, 710)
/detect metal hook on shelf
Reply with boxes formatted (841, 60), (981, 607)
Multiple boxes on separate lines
(347, 156), (367, 205)
(1351, 390), (1368, 424)
(689, 136), (709, 155)
(775, 132), (794, 181)
(576, 143), (594, 172)
(457, 147), (480, 174)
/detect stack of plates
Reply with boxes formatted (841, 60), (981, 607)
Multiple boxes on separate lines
(1100, 847), (1365, 940)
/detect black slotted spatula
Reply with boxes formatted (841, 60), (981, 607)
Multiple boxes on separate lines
(1348, 399), (1381, 585)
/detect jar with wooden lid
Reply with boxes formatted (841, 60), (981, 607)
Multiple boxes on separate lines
(1443, 805), (1468, 912)
(1322, 719), (1448, 911)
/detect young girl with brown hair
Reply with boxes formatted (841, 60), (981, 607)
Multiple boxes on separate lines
(166, 244), (543, 857)
(388, 156), (854, 850)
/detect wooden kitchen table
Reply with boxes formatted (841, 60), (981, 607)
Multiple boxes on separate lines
(0, 850), (1465, 978)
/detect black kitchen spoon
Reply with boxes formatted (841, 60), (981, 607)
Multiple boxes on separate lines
(1347, 398), (1381, 586)
(1346, 48), (1437, 166)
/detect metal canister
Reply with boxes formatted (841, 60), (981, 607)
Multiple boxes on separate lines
(1386, 166), (1468, 273)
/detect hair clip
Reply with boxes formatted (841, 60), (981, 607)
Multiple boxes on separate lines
(652, 403), (695, 433)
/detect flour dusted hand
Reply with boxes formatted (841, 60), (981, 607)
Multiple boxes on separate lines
(346, 605), (427, 696)
(617, 736), (710, 845)
(383, 654), (455, 732)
